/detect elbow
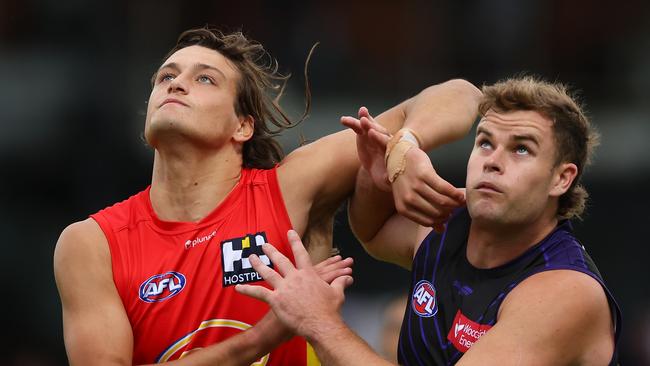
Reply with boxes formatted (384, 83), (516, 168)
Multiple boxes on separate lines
(444, 78), (482, 99)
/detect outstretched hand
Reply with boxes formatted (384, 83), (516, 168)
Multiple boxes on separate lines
(235, 230), (354, 339)
(342, 106), (466, 231)
(341, 107), (392, 191)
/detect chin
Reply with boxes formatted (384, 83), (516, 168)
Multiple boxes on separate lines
(467, 200), (504, 223)
(145, 118), (193, 147)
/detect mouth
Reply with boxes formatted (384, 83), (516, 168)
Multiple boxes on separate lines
(475, 182), (502, 193)
(159, 98), (188, 107)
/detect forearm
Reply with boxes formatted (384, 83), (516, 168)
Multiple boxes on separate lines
(307, 317), (394, 366)
(156, 312), (290, 366)
(401, 79), (481, 150)
(349, 168), (394, 243)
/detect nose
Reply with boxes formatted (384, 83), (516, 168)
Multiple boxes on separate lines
(168, 75), (188, 94)
(483, 147), (504, 174)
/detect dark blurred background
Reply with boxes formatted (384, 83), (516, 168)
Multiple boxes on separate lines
(1, 0), (649, 364)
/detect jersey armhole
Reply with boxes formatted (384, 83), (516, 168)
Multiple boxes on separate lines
(266, 166), (294, 232)
(89, 213), (126, 299)
(499, 266), (622, 364)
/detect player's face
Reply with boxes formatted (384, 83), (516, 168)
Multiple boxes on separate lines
(144, 45), (244, 149)
(466, 110), (563, 226)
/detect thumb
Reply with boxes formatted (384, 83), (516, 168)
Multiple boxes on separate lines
(331, 275), (354, 292)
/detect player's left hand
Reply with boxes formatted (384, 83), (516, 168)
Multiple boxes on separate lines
(235, 230), (353, 339)
(313, 253), (354, 284)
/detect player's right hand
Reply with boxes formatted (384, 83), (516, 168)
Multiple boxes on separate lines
(235, 231), (353, 339)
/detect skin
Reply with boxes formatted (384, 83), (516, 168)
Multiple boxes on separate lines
(54, 44), (482, 366)
(239, 109), (616, 365)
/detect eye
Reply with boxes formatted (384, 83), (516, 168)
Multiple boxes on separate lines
(157, 73), (175, 83)
(477, 139), (492, 150)
(515, 145), (530, 155)
(197, 75), (214, 85)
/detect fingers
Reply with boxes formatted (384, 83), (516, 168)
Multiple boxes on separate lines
(340, 116), (363, 134)
(259, 244), (295, 278)
(424, 174), (465, 204)
(314, 255), (353, 273)
(358, 106), (370, 119)
(314, 254), (344, 268)
(249, 253), (284, 286)
(235, 283), (273, 303)
(417, 174), (466, 208)
(315, 256), (354, 284)
(287, 230), (313, 269)
(367, 128), (391, 147)
(331, 275), (354, 292)
(399, 204), (446, 228)
(400, 193), (453, 222)
(360, 116), (390, 136)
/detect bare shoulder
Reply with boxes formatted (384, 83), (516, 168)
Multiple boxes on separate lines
(459, 269), (614, 365)
(54, 219), (110, 275)
(501, 269), (611, 316)
(500, 270), (614, 364)
(54, 218), (114, 305)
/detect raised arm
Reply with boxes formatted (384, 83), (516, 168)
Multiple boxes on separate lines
(54, 219), (351, 366)
(278, 79), (481, 261)
(348, 81), (481, 266)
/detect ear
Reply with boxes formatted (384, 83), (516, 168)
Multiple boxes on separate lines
(549, 162), (578, 197)
(233, 115), (254, 143)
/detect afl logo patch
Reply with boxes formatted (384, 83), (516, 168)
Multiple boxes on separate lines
(411, 280), (438, 317)
(139, 271), (186, 303)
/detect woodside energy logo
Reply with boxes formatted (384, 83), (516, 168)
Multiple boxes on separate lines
(446, 310), (492, 353)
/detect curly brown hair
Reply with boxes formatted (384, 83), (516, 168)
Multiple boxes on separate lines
(479, 76), (600, 220)
(155, 27), (313, 169)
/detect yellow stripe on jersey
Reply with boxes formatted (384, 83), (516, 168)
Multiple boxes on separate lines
(307, 342), (321, 366)
(158, 319), (269, 365)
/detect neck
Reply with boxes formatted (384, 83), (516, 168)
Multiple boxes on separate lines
(466, 211), (558, 269)
(149, 146), (243, 222)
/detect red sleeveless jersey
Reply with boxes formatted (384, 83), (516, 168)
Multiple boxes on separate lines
(91, 167), (319, 365)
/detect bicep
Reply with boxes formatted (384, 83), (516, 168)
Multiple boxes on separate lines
(362, 214), (429, 269)
(54, 220), (133, 366)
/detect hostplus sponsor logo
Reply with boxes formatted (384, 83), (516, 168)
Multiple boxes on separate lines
(139, 271), (186, 303)
(185, 230), (217, 249)
(446, 310), (492, 353)
(411, 280), (438, 317)
(221, 232), (272, 287)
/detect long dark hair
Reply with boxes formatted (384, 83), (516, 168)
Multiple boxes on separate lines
(158, 27), (314, 168)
